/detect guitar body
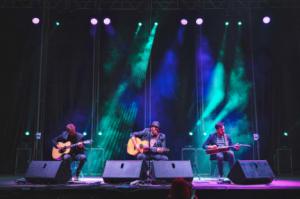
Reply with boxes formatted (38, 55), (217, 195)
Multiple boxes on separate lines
(205, 144), (251, 155)
(52, 141), (72, 160)
(52, 139), (92, 160)
(127, 137), (149, 156)
(206, 146), (229, 155)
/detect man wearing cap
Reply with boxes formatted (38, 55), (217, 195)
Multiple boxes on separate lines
(130, 121), (169, 160)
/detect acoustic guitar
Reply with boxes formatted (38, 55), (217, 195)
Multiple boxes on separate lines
(127, 137), (170, 156)
(52, 139), (92, 160)
(205, 144), (251, 155)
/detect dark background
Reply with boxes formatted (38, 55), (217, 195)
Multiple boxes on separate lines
(0, 5), (299, 175)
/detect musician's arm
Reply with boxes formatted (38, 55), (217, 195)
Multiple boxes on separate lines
(76, 133), (85, 149)
(227, 135), (239, 151)
(150, 134), (166, 153)
(52, 134), (64, 148)
(130, 128), (148, 138)
(202, 134), (213, 150)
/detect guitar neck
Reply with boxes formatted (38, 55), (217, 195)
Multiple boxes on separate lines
(68, 140), (91, 148)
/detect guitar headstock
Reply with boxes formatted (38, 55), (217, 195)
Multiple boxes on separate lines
(83, 139), (93, 144)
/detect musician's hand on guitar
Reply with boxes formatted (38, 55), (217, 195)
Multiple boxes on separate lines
(157, 147), (164, 153)
(207, 145), (218, 150)
(77, 142), (84, 148)
(234, 143), (240, 150)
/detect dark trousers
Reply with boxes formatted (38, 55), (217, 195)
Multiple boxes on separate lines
(216, 151), (235, 177)
(137, 153), (168, 161)
(136, 153), (168, 179)
(63, 154), (86, 177)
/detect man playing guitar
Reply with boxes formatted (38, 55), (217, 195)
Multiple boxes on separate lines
(202, 122), (240, 178)
(52, 123), (87, 181)
(129, 121), (169, 161)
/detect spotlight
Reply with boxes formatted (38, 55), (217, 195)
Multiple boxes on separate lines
(180, 18), (188, 26)
(55, 21), (60, 26)
(196, 18), (204, 25)
(203, 132), (207, 136)
(237, 21), (242, 26)
(283, 131), (288, 137)
(263, 16), (271, 24)
(103, 17), (111, 25)
(32, 17), (40, 25)
(154, 22), (158, 26)
(90, 18), (98, 25)
(83, 131), (87, 136)
(138, 22), (142, 26)
(98, 131), (103, 136)
(25, 131), (31, 136)
(189, 132), (193, 136)
(225, 21), (230, 26)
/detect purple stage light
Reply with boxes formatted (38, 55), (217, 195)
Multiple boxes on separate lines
(196, 18), (204, 25)
(180, 19), (188, 26)
(103, 18), (111, 25)
(32, 17), (40, 25)
(263, 16), (271, 24)
(90, 18), (98, 25)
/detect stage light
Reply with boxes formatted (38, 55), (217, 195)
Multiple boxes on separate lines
(103, 17), (111, 25)
(138, 22), (142, 26)
(203, 132), (207, 136)
(83, 131), (87, 136)
(55, 21), (60, 26)
(90, 18), (98, 25)
(253, 133), (259, 141)
(32, 17), (40, 25)
(225, 21), (229, 26)
(98, 131), (103, 136)
(189, 132), (194, 136)
(263, 16), (271, 24)
(180, 18), (188, 26)
(237, 21), (242, 26)
(25, 131), (30, 136)
(154, 22), (158, 26)
(283, 131), (288, 137)
(196, 18), (204, 25)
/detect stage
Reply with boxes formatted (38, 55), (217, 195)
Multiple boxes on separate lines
(1, 176), (300, 199)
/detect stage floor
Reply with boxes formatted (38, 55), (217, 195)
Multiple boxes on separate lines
(1, 176), (300, 199)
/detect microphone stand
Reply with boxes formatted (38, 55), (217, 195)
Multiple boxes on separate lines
(144, 129), (153, 184)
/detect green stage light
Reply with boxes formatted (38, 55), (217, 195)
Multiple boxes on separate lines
(237, 21), (242, 26)
(25, 131), (30, 136)
(225, 21), (229, 26)
(189, 132), (194, 136)
(154, 22), (158, 26)
(83, 131), (87, 136)
(98, 131), (103, 136)
(283, 132), (288, 136)
(55, 21), (60, 26)
(138, 22), (142, 26)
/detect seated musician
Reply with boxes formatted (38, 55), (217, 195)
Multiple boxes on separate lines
(130, 121), (168, 161)
(52, 123), (86, 181)
(202, 122), (240, 177)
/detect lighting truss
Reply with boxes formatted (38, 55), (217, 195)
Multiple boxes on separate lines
(1, 0), (300, 10)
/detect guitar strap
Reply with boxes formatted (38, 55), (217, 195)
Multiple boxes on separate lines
(224, 134), (229, 146)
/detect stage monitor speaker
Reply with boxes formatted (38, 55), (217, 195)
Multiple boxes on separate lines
(228, 160), (275, 185)
(152, 160), (194, 182)
(25, 160), (71, 184)
(102, 160), (146, 183)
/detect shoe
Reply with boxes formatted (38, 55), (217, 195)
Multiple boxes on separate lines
(72, 176), (79, 181)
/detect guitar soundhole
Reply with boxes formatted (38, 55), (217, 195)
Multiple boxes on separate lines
(59, 149), (65, 153)
(121, 163), (124, 169)
(172, 163), (175, 169)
